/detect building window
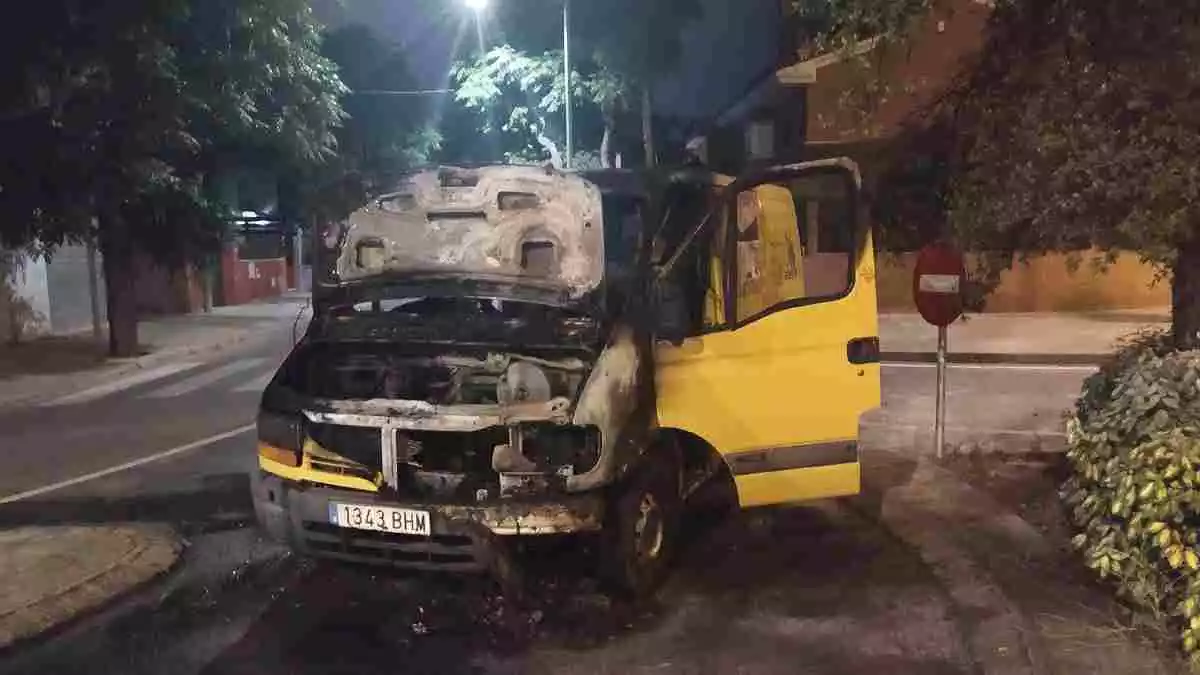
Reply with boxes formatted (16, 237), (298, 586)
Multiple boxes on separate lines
(746, 121), (775, 160)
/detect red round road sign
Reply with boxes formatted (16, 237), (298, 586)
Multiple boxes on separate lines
(913, 242), (966, 327)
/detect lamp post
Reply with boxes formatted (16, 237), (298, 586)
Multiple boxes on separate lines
(465, 0), (573, 168)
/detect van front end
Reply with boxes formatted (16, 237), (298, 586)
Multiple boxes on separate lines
(251, 428), (606, 573)
(252, 165), (650, 578)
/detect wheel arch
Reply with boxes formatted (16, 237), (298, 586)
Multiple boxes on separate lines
(649, 426), (738, 505)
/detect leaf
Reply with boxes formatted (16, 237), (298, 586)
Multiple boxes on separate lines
(1187, 549), (1198, 570)
(1140, 482), (1157, 500)
(1170, 548), (1185, 570)
(1150, 521), (1169, 534)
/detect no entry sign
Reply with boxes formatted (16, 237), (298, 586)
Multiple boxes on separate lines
(913, 242), (965, 327)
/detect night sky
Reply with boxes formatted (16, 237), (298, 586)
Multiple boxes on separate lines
(311, 0), (780, 121)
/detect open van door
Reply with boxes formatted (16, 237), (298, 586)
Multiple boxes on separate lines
(652, 159), (881, 508)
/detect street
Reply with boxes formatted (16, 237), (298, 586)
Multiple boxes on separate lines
(0, 321), (1113, 675)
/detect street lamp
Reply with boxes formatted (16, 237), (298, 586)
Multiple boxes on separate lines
(463, 0), (573, 169)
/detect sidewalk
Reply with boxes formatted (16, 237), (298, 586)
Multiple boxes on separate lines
(0, 524), (181, 650)
(0, 295), (310, 409)
(865, 451), (1186, 675)
(881, 309), (1169, 363)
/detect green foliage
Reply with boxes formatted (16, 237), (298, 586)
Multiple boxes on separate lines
(943, 1), (1200, 288)
(1065, 333), (1200, 662)
(802, 0), (1200, 347)
(452, 45), (626, 166)
(446, 0), (703, 166)
(0, 0), (346, 353)
(0, 0), (344, 254)
(788, 0), (934, 52)
(290, 24), (440, 222)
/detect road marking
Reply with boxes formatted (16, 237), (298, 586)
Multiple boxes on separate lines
(882, 362), (1099, 373)
(144, 358), (266, 399)
(232, 370), (275, 394)
(0, 424), (256, 505)
(46, 362), (204, 406)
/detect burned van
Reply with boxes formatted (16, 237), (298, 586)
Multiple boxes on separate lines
(252, 161), (881, 596)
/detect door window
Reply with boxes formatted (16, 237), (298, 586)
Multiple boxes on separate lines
(729, 170), (855, 325)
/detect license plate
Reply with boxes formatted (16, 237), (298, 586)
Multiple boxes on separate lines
(328, 503), (431, 536)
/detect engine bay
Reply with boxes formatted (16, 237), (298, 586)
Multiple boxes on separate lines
(301, 349), (588, 406)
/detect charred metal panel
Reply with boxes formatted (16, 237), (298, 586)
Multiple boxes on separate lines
(334, 166), (604, 299)
(568, 324), (647, 491)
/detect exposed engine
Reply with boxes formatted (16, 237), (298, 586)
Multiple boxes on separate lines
(304, 349), (587, 406)
(287, 344), (600, 501)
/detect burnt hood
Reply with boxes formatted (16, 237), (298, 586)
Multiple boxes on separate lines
(324, 166), (605, 300)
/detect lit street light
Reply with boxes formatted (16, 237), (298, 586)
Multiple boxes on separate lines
(463, 0), (573, 168)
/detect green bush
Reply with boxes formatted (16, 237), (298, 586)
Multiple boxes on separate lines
(1064, 331), (1200, 660)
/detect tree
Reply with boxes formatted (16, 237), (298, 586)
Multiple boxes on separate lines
(289, 24), (440, 224)
(0, 0), (345, 356)
(447, 0), (702, 167)
(570, 0), (703, 165)
(805, 0), (1200, 350)
(452, 46), (627, 167)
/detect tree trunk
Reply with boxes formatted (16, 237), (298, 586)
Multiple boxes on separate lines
(99, 214), (139, 357)
(1172, 237), (1200, 351)
(641, 85), (655, 168)
(536, 132), (563, 169)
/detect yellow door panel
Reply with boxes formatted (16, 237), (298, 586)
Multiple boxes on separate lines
(654, 162), (880, 509)
(733, 462), (861, 509)
(656, 275), (879, 456)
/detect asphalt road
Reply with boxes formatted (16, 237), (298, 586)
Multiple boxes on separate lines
(0, 326), (1097, 675)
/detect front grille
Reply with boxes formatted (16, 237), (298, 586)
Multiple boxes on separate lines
(306, 423), (382, 471)
(301, 521), (483, 572)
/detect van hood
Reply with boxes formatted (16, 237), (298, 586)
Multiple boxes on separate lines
(326, 166), (605, 300)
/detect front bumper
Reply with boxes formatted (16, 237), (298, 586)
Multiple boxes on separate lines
(251, 471), (605, 573)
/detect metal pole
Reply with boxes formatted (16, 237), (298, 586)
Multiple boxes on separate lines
(562, 0), (573, 169)
(292, 227), (303, 292)
(935, 325), (948, 458)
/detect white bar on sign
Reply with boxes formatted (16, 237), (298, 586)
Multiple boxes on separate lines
(918, 274), (961, 294)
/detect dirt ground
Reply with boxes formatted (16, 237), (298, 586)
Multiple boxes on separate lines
(937, 451), (1188, 675)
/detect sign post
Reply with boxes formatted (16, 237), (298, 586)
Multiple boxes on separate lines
(913, 243), (966, 459)
(935, 324), (948, 458)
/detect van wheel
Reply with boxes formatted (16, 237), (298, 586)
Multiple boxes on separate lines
(600, 456), (681, 598)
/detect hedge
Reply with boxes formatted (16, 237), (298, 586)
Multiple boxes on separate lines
(1064, 330), (1200, 661)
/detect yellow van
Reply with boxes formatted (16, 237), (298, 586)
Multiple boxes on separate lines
(251, 159), (880, 596)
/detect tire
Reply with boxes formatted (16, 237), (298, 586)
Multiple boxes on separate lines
(599, 456), (681, 599)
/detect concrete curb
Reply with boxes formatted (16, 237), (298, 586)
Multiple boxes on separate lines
(861, 422), (1068, 456)
(0, 524), (183, 653)
(882, 351), (1108, 366)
